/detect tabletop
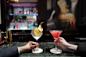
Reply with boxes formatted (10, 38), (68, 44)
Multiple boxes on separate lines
(4, 42), (81, 57)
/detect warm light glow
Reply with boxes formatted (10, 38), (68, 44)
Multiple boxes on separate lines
(14, 0), (19, 2)
(10, 0), (19, 2)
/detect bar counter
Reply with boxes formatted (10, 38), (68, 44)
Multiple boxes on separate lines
(2, 42), (81, 57)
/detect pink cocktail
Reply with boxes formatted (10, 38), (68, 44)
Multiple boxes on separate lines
(50, 30), (62, 54)
(50, 30), (62, 39)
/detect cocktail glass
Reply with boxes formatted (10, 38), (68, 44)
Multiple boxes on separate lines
(50, 30), (62, 54)
(31, 29), (43, 54)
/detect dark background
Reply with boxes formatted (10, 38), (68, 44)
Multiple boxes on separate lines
(0, 0), (86, 42)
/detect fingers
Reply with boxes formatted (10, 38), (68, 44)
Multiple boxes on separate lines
(54, 37), (63, 42)
(31, 42), (39, 46)
(29, 42), (40, 49)
(54, 37), (64, 45)
(30, 45), (37, 49)
(54, 38), (60, 46)
(29, 41), (39, 47)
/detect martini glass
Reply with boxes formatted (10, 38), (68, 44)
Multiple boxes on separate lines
(50, 30), (62, 54)
(31, 28), (43, 54)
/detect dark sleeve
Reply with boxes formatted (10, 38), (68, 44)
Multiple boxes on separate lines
(0, 47), (19, 57)
(74, 43), (86, 56)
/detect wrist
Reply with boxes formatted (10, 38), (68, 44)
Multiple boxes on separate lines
(18, 46), (27, 54)
(67, 43), (78, 51)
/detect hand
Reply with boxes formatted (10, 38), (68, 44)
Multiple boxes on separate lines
(54, 37), (70, 50)
(18, 41), (39, 53)
(54, 37), (78, 52)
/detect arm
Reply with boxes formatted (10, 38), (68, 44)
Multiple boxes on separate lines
(54, 37), (86, 56)
(0, 47), (19, 57)
(0, 41), (39, 57)
(54, 37), (78, 52)
(75, 43), (86, 56)
(68, 43), (86, 56)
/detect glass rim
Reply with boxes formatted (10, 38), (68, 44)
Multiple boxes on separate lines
(50, 30), (63, 32)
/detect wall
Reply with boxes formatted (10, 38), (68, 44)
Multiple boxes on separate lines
(10, 0), (38, 2)
(47, 0), (51, 10)
(19, 0), (38, 2)
(0, 3), (1, 24)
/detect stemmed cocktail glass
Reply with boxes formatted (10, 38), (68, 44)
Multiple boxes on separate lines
(50, 30), (62, 54)
(31, 23), (43, 54)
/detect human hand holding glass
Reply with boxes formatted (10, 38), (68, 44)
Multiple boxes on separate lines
(50, 30), (62, 54)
